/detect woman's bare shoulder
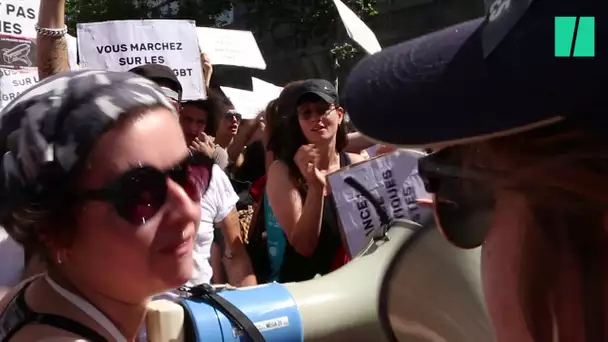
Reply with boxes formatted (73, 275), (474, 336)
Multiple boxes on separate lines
(268, 159), (288, 171)
(0, 279), (79, 341)
(267, 160), (290, 179)
(267, 161), (299, 199)
(0, 278), (31, 310)
(0, 278), (98, 342)
(347, 152), (367, 164)
(10, 324), (86, 341)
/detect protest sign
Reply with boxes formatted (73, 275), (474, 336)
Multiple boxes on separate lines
(220, 86), (267, 120)
(332, 0), (381, 55)
(77, 20), (205, 100)
(0, 0), (39, 69)
(197, 27), (266, 70)
(0, 68), (38, 108)
(328, 149), (432, 258)
(66, 33), (78, 70)
(251, 77), (283, 100)
(0, 36), (80, 110)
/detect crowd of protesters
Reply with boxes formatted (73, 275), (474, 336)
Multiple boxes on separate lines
(1, 0), (595, 340)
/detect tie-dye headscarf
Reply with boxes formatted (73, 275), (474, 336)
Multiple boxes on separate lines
(0, 70), (176, 220)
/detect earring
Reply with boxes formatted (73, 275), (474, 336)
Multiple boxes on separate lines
(56, 250), (66, 265)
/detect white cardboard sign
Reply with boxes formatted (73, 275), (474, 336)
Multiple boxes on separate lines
(0, 68), (38, 108)
(77, 20), (205, 100)
(0, 0), (38, 38)
(252, 77), (283, 100)
(328, 149), (432, 257)
(0, 37), (80, 110)
(0, 0), (39, 69)
(221, 79), (281, 120)
(66, 33), (78, 70)
(332, 0), (381, 55)
(197, 27), (266, 70)
(220, 86), (267, 120)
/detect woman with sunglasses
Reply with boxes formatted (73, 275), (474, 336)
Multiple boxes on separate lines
(0, 70), (214, 341)
(266, 79), (366, 283)
(344, 0), (606, 338)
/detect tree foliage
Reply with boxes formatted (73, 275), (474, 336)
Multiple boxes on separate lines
(65, 0), (378, 62)
(172, 0), (233, 27)
(65, 0), (233, 35)
(239, 0), (378, 61)
(65, 0), (149, 35)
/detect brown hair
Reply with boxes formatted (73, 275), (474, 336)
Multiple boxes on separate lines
(206, 88), (235, 135)
(459, 121), (608, 341)
(263, 99), (280, 152)
(181, 98), (219, 135)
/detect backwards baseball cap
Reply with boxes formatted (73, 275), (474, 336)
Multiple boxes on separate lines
(129, 64), (182, 101)
(344, 0), (606, 148)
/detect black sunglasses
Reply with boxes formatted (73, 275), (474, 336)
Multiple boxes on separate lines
(297, 104), (336, 121)
(418, 147), (496, 249)
(78, 151), (213, 225)
(224, 111), (242, 122)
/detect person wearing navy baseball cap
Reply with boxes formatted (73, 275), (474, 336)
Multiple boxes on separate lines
(345, 0), (608, 340)
(130, 64), (183, 110)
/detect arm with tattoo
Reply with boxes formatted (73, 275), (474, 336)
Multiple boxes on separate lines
(36, 0), (69, 80)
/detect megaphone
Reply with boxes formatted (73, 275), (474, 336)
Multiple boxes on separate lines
(146, 220), (495, 341)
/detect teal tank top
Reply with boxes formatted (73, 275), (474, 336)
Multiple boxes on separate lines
(263, 191), (286, 282)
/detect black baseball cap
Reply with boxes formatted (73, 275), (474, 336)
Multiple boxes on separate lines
(277, 79), (338, 119)
(129, 64), (183, 100)
(293, 79), (338, 105)
(344, 0), (606, 148)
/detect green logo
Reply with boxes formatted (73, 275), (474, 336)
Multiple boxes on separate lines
(555, 16), (595, 57)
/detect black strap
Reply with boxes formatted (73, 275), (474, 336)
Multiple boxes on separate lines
(34, 314), (107, 342)
(185, 284), (266, 342)
(0, 280), (107, 342)
(340, 151), (352, 167)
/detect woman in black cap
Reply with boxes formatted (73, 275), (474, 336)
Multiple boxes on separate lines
(345, 0), (607, 339)
(266, 79), (365, 282)
(0, 70), (214, 341)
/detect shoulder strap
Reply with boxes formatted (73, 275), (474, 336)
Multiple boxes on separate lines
(0, 280), (107, 342)
(35, 315), (107, 342)
(0, 281), (34, 341)
(340, 152), (352, 167)
(184, 284), (266, 342)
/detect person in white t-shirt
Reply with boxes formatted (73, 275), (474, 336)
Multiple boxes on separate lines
(189, 164), (257, 286)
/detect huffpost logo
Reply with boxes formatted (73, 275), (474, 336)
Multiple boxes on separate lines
(555, 16), (595, 57)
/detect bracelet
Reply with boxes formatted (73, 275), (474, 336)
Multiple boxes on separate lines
(35, 24), (68, 37)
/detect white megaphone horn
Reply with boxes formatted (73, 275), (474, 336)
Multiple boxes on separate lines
(146, 219), (495, 342)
